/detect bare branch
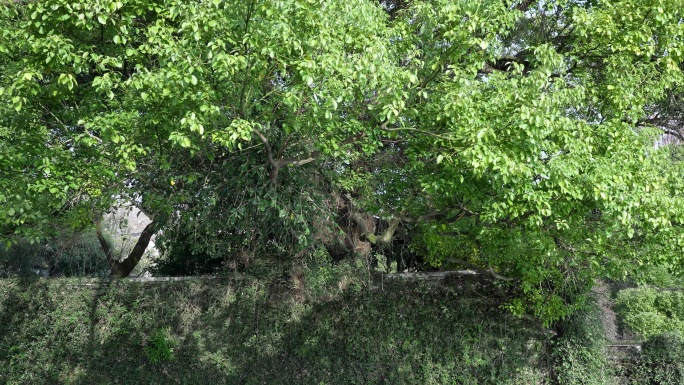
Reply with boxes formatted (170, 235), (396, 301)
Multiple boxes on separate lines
(361, 216), (402, 245)
(95, 220), (115, 265)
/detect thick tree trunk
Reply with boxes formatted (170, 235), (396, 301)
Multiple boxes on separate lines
(96, 221), (156, 278)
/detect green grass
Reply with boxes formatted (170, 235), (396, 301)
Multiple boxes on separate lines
(0, 274), (552, 385)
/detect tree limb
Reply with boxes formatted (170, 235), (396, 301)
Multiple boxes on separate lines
(95, 221), (115, 262)
(361, 216), (402, 245)
(445, 257), (515, 281)
(401, 208), (477, 223)
(252, 129), (366, 185)
(379, 125), (455, 141)
(251, 128), (279, 184)
(96, 219), (156, 278)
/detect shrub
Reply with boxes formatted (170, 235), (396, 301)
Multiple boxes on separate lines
(0, 275), (550, 384)
(145, 328), (176, 364)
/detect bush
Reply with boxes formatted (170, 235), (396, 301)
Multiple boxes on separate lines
(0, 239), (46, 277)
(145, 328), (176, 364)
(152, 230), (229, 276)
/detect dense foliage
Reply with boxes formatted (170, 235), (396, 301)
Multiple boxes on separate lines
(615, 287), (684, 338)
(0, 230), (109, 277)
(2, 0), (684, 323)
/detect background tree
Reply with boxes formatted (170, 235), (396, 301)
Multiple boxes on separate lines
(381, 0), (684, 320)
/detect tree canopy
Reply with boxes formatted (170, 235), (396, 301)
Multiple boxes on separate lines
(2, 0), (684, 323)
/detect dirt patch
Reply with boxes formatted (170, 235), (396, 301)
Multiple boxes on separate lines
(592, 282), (619, 342)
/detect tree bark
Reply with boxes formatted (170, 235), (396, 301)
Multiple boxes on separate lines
(96, 220), (156, 278)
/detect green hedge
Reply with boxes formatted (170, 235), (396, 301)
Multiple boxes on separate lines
(0, 274), (552, 385)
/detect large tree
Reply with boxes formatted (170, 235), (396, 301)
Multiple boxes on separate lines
(2, 0), (684, 323)
(1, 0), (401, 276)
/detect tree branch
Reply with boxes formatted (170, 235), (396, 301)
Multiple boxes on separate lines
(96, 217), (156, 278)
(379, 124), (455, 141)
(251, 128), (279, 184)
(361, 216), (403, 245)
(252, 129), (366, 185)
(400, 207), (477, 223)
(445, 257), (515, 281)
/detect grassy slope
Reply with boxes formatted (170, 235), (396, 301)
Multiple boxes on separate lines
(0, 274), (552, 385)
